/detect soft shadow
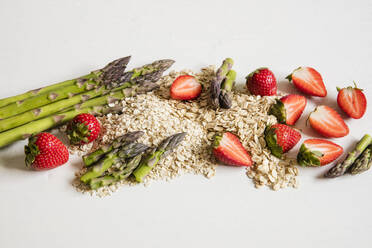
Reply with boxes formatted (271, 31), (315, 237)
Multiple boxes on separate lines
(0, 153), (29, 171)
(277, 80), (300, 95)
(70, 158), (84, 169)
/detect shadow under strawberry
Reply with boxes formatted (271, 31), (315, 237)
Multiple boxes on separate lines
(0, 153), (31, 171)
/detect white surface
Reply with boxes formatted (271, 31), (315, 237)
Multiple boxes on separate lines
(1, 0), (372, 247)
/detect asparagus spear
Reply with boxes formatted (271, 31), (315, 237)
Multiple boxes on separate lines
(0, 78), (86, 109)
(0, 83), (127, 132)
(210, 58), (234, 109)
(0, 82), (158, 148)
(0, 58), (174, 120)
(80, 142), (148, 183)
(324, 134), (372, 178)
(349, 145), (372, 175)
(0, 56), (132, 119)
(132, 132), (187, 182)
(0, 57), (172, 132)
(219, 69), (236, 109)
(89, 154), (143, 190)
(83, 131), (144, 166)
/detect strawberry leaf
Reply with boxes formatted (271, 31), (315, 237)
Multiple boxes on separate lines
(297, 144), (322, 167)
(264, 126), (283, 158)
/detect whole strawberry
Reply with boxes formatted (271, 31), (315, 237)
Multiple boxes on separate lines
(246, 68), (277, 96)
(67, 113), (101, 145)
(265, 124), (301, 158)
(25, 132), (69, 170)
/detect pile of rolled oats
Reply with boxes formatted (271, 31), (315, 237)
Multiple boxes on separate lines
(71, 66), (298, 196)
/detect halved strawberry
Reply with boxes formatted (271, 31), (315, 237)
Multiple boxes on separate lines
(297, 139), (343, 166)
(286, 67), (327, 97)
(170, 75), (202, 100)
(309, 105), (349, 138)
(337, 83), (367, 119)
(265, 124), (301, 158)
(269, 94), (307, 125)
(212, 132), (253, 167)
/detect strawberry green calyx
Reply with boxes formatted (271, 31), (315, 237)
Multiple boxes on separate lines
(67, 122), (91, 144)
(337, 81), (363, 92)
(264, 126), (283, 158)
(269, 100), (286, 124)
(212, 134), (223, 148)
(285, 67), (301, 82)
(24, 135), (40, 167)
(297, 144), (323, 167)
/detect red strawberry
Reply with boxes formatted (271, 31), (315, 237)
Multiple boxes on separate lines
(286, 67), (327, 97)
(246, 68), (277, 96)
(67, 113), (101, 145)
(297, 139), (343, 166)
(170, 75), (202, 100)
(269, 94), (307, 125)
(25, 132), (69, 170)
(212, 132), (253, 167)
(337, 83), (367, 119)
(308, 105), (349, 138)
(265, 124), (301, 158)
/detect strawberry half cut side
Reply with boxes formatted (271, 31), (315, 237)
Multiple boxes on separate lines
(287, 67), (327, 97)
(269, 94), (307, 125)
(337, 82), (367, 119)
(297, 139), (343, 166)
(213, 132), (253, 167)
(170, 75), (202, 100)
(309, 105), (349, 138)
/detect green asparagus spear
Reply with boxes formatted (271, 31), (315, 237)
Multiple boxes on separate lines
(219, 69), (236, 109)
(83, 131), (144, 166)
(0, 58), (174, 120)
(325, 134), (372, 178)
(0, 82), (158, 148)
(0, 83), (129, 132)
(0, 62), (165, 132)
(0, 56), (131, 119)
(132, 132), (187, 182)
(349, 145), (372, 175)
(89, 154), (143, 190)
(210, 58), (234, 109)
(80, 143), (148, 183)
(0, 78), (88, 109)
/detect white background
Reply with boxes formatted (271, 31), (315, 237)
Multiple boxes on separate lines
(1, 0), (372, 247)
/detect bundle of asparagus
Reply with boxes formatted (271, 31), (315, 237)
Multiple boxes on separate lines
(325, 134), (372, 178)
(210, 58), (236, 109)
(133, 132), (187, 182)
(0, 57), (175, 148)
(79, 132), (186, 190)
